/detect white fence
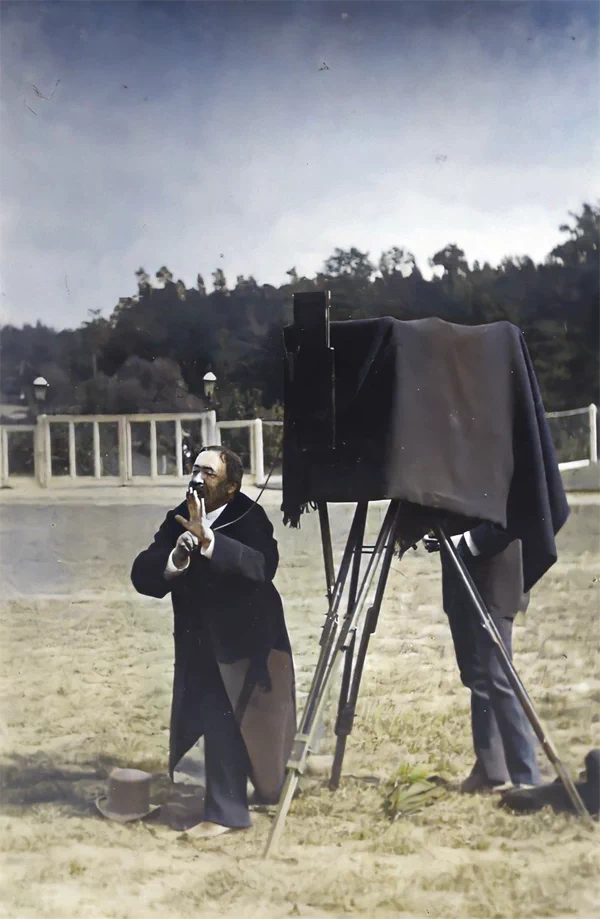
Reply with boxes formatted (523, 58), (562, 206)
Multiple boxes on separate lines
(216, 419), (283, 487)
(0, 425), (36, 481)
(0, 405), (595, 489)
(545, 404), (597, 470)
(0, 412), (285, 489)
(1, 412), (217, 488)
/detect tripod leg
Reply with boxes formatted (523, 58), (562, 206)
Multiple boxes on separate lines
(263, 757), (302, 857)
(435, 525), (593, 824)
(317, 502), (336, 604)
(312, 503), (366, 756)
(264, 501), (399, 858)
(329, 503), (402, 789)
(329, 630), (356, 790)
(306, 503), (368, 730)
(328, 506), (367, 788)
(310, 503), (337, 755)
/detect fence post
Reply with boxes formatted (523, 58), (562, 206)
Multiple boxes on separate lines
(150, 419), (158, 478)
(175, 418), (183, 477)
(0, 427), (8, 485)
(119, 418), (129, 483)
(44, 417), (52, 485)
(93, 421), (101, 479)
(68, 421), (77, 479)
(34, 417), (46, 486)
(589, 404), (598, 464)
(206, 411), (219, 446)
(251, 418), (264, 485)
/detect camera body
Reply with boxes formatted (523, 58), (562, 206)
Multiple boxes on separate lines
(282, 291), (509, 542)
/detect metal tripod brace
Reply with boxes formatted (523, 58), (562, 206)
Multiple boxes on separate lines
(263, 503), (592, 859)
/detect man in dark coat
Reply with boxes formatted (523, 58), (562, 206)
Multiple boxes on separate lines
(428, 521), (541, 793)
(131, 446), (296, 838)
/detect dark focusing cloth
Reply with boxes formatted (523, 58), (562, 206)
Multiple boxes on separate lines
(282, 316), (569, 591)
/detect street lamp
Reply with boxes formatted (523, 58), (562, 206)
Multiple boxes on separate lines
(33, 376), (49, 406)
(203, 371), (217, 404)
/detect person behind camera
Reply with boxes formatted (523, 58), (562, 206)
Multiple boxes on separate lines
(428, 522), (541, 793)
(131, 445), (296, 838)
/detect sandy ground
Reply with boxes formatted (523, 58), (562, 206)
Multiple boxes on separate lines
(0, 487), (598, 919)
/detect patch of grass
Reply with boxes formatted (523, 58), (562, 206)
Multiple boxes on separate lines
(0, 501), (598, 919)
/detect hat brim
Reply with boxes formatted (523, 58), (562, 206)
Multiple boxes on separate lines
(95, 796), (160, 824)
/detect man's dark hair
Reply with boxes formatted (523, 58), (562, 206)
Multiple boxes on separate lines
(204, 445), (243, 494)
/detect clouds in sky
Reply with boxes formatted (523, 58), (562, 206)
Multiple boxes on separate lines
(1, 1), (598, 329)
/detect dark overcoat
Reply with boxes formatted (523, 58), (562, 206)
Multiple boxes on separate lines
(131, 491), (296, 801)
(441, 522), (529, 621)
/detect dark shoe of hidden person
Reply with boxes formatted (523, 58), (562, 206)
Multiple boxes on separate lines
(499, 749), (600, 818)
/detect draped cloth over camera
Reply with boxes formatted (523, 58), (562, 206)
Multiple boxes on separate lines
(282, 316), (569, 592)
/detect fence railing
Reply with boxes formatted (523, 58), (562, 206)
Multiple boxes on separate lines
(545, 403), (597, 470)
(0, 405), (595, 489)
(0, 412), (286, 489)
(1, 412), (218, 488)
(0, 425), (36, 481)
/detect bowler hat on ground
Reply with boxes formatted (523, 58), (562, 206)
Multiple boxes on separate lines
(95, 768), (160, 823)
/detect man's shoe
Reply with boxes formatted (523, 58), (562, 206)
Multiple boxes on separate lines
(248, 792), (279, 813)
(186, 821), (248, 839)
(458, 773), (511, 795)
(490, 782), (537, 802)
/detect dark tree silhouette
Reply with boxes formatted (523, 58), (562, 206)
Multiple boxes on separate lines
(1, 204), (598, 416)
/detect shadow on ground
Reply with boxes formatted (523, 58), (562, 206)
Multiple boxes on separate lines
(0, 750), (206, 829)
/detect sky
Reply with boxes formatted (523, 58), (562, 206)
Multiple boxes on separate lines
(0, 0), (598, 330)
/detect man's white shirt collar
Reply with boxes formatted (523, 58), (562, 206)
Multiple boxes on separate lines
(205, 503), (227, 526)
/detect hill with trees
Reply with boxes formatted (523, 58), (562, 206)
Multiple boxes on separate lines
(1, 203), (597, 418)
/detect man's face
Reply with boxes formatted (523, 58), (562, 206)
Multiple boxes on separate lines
(189, 450), (236, 512)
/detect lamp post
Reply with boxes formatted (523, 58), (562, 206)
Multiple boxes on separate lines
(31, 376), (49, 418)
(203, 371), (218, 444)
(203, 371), (217, 406)
(33, 376), (49, 405)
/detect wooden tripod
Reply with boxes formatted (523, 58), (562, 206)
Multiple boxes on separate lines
(263, 502), (592, 858)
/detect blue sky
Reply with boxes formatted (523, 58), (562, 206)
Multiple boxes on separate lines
(1, 1), (598, 329)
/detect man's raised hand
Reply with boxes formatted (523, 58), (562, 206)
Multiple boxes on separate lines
(175, 490), (213, 551)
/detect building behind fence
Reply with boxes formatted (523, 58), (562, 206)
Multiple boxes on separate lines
(0, 404), (596, 489)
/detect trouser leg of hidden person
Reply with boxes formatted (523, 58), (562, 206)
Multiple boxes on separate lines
(446, 599), (541, 788)
(473, 614), (541, 788)
(201, 663), (252, 829)
(445, 599), (510, 788)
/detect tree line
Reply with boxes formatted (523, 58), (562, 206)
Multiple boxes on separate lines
(1, 203), (597, 420)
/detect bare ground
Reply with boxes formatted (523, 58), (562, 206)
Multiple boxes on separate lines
(0, 492), (598, 919)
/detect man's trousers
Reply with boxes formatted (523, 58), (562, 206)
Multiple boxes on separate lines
(194, 649), (252, 828)
(445, 602), (541, 787)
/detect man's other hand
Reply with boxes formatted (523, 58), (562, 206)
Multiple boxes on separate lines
(172, 531), (199, 568)
(423, 535), (440, 553)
